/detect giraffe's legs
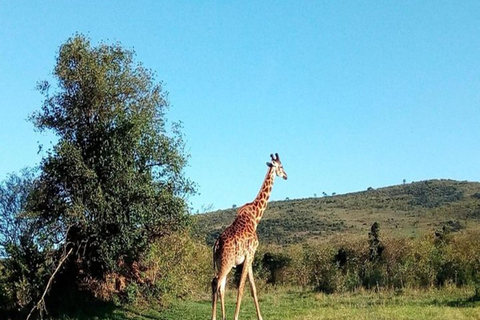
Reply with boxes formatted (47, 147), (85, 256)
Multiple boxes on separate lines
(211, 276), (218, 320)
(219, 275), (227, 320)
(233, 259), (251, 320)
(211, 273), (228, 320)
(248, 264), (263, 320)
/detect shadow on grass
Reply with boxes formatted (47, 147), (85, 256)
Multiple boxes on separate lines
(47, 291), (123, 320)
(49, 292), (170, 320)
(123, 307), (165, 320)
(444, 294), (480, 308)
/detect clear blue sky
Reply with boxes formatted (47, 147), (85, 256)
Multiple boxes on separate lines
(1, 1), (479, 212)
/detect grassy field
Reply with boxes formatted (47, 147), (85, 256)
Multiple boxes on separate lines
(82, 286), (480, 320)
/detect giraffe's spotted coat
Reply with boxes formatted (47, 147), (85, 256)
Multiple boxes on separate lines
(211, 154), (287, 320)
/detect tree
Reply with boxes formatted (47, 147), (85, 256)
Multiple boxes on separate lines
(27, 34), (195, 281)
(0, 168), (36, 258)
(368, 222), (384, 262)
(0, 169), (52, 318)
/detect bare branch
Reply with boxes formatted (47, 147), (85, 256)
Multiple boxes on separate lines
(26, 247), (73, 320)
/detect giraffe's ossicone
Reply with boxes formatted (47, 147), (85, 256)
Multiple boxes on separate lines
(211, 153), (287, 320)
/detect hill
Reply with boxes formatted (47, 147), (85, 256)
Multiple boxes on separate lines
(193, 179), (480, 246)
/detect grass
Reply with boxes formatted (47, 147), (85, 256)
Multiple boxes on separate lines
(84, 286), (480, 320)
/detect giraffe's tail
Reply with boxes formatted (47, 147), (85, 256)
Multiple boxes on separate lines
(212, 238), (220, 271)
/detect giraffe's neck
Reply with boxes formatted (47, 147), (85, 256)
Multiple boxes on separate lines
(251, 167), (275, 223)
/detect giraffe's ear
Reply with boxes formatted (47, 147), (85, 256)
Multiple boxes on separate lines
(266, 162), (273, 167)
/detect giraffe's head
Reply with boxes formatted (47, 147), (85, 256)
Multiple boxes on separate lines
(267, 153), (288, 180)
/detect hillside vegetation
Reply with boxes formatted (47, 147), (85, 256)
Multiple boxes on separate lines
(194, 179), (480, 246)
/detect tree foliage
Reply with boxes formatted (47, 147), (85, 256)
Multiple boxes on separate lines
(368, 222), (384, 262)
(0, 169), (54, 318)
(0, 169), (37, 258)
(28, 34), (195, 277)
(1, 34), (195, 318)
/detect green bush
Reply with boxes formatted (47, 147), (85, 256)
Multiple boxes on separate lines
(241, 230), (480, 294)
(261, 252), (291, 285)
(303, 244), (340, 293)
(141, 232), (211, 305)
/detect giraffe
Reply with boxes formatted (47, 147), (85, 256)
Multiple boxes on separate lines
(211, 153), (288, 320)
